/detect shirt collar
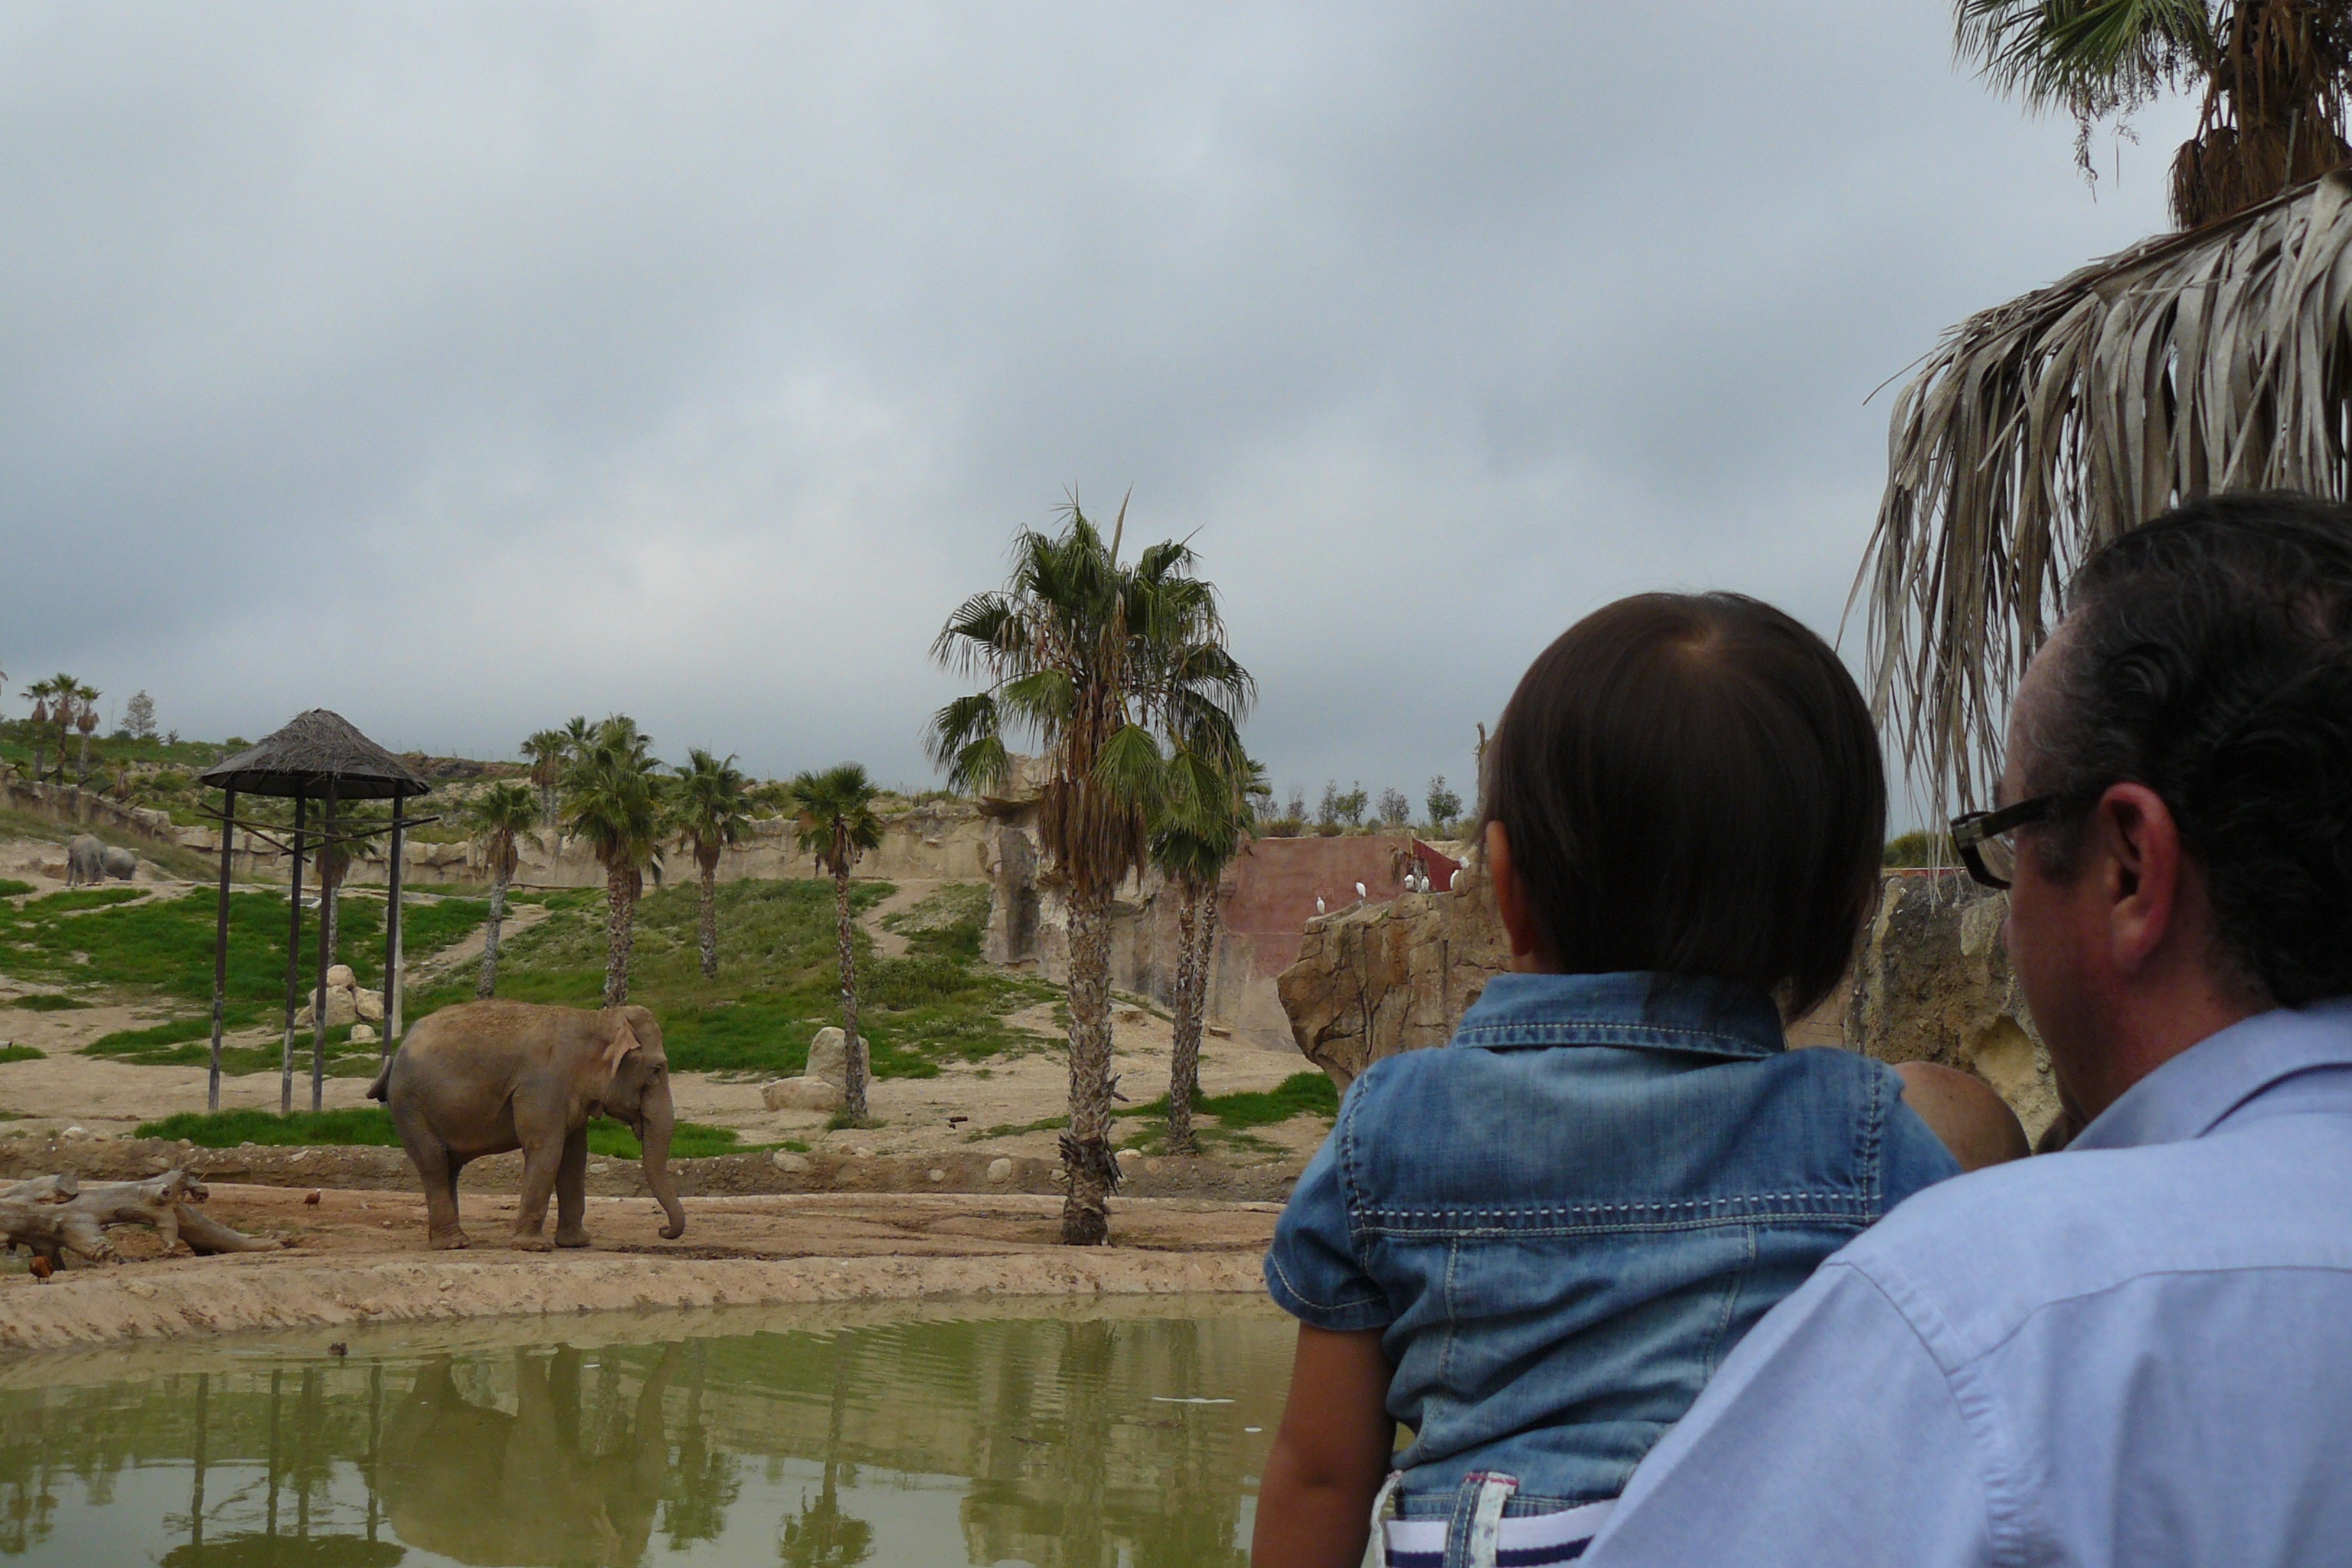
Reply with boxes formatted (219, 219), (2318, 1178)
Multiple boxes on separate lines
(2071, 997), (2352, 1152)
(1451, 971), (1785, 1059)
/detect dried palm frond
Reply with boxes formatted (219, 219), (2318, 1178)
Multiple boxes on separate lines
(1864, 168), (2352, 807)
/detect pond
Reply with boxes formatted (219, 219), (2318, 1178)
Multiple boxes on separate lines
(0, 1297), (1293, 1567)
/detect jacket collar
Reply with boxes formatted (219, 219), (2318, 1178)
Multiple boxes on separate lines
(2073, 997), (2352, 1151)
(1450, 972), (1786, 1060)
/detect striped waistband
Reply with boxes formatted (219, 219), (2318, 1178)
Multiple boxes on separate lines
(1382, 1498), (1614, 1566)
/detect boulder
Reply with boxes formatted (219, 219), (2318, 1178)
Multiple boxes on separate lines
(1276, 862), (1510, 1088)
(294, 988), (358, 1030)
(1844, 873), (2060, 1144)
(349, 1024), (379, 1045)
(986, 1157), (1014, 1183)
(770, 1150), (810, 1173)
(762, 1076), (844, 1113)
(805, 1026), (850, 1089)
(326, 964), (358, 990)
(353, 988), (385, 1024)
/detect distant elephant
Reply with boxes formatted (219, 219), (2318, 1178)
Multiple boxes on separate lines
(100, 846), (136, 881)
(381, 1344), (678, 1566)
(64, 835), (103, 888)
(368, 1000), (685, 1250)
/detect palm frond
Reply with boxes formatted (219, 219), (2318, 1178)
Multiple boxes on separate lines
(1864, 168), (2352, 807)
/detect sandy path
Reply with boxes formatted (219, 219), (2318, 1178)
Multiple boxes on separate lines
(859, 877), (939, 958)
(0, 1185), (1276, 1352)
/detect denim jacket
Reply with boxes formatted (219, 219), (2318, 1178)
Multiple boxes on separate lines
(1263, 971), (1961, 1517)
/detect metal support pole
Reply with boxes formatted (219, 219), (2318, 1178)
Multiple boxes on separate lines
(207, 788), (236, 1114)
(384, 795), (406, 1063)
(312, 782), (337, 1115)
(281, 792), (306, 1116)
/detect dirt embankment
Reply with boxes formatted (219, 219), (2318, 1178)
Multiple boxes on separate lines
(0, 1182), (1281, 1354)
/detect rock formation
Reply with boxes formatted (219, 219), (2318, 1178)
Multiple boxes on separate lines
(293, 963), (386, 1030)
(1272, 864), (2060, 1142)
(1844, 873), (2060, 1144)
(762, 1025), (848, 1112)
(1275, 864), (1509, 1088)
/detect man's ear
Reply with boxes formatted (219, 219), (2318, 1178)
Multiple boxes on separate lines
(2088, 782), (2183, 977)
(1485, 820), (1550, 969)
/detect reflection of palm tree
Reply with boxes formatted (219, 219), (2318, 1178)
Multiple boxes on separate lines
(779, 1336), (873, 1568)
(662, 1342), (741, 1547)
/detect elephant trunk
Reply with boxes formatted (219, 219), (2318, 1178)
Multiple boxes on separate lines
(639, 1095), (686, 1240)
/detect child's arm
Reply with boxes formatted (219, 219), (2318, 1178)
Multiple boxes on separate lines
(1251, 1325), (1395, 1568)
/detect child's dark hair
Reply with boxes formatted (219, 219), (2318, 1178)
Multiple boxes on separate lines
(1480, 592), (1884, 1018)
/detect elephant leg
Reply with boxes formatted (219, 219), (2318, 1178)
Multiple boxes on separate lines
(508, 1108), (567, 1252)
(553, 1125), (591, 1248)
(401, 1127), (468, 1250)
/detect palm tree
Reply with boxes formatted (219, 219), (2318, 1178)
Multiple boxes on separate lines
(561, 716), (667, 1008)
(521, 730), (570, 827)
(462, 782), (540, 998)
(1957, 0), (2352, 229)
(930, 495), (1252, 1244)
(1868, 7), (2352, 804)
(671, 749), (753, 980)
(784, 764), (883, 1121)
(1150, 748), (1259, 1155)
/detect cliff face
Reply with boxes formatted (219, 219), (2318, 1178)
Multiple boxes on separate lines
(1845, 873), (2060, 1144)
(1272, 866), (2061, 1140)
(1273, 864), (1510, 1088)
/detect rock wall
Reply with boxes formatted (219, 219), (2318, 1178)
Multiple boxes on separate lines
(1274, 864), (1510, 1087)
(1844, 873), (2060, 1143)
(1270, 865), (2061, 1140)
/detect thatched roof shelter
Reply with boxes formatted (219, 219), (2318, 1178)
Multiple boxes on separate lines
(201, 709), (431, 802)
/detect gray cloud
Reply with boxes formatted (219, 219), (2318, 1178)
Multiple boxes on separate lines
(1, 3), (2197, 813)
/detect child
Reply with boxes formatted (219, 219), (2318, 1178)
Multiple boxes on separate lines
(1251, 593), (2017, 1568)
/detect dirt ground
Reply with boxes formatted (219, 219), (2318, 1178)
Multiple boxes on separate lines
(0, 1184), (1279, 1352)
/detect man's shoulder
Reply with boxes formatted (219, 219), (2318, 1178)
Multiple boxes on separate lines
(1832, 1110), (2352, 1366)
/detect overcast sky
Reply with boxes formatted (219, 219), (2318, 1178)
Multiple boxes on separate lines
(0, 5), (2197, 815)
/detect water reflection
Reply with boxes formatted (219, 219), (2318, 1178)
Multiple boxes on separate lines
(0, 1301), (1288, 1567)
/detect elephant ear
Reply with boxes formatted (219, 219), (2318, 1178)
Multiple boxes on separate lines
(599, 1014), (643, 1089)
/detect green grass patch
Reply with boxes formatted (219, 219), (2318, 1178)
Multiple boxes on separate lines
(880, 882), (991, 961)
(132, 1106), (756, 1158)
(0, 1044), (45, 1065)
(0, 880), (34, 899)
(136, 1107), (400, 1146)
(4, 993), (90, 1011)
(1116, 1071), (1340, 1129)
(410, 877), (1060, 1081)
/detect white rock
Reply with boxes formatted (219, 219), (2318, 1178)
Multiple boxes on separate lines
(805, 1027), (850, 1089)
(590, 1162), (610, 1174)
(61, 1125), (88, 1138)
(986, 1157), (1014, 1183)
(771, 1151), (810, 1173)
(762, 1076), (843, 1113)
(326, 964), (358, 990)
(1116, 1147), (1142, 1166)
(850, 1145), (876, 1159)
(349, 1024), (379, 1045)
(927, 1168), (946, 1183)
(353, 988), (385, 1024)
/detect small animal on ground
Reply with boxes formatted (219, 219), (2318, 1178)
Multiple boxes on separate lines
(304, 1189), (322, 1205)
(369, 999), (685, 1251)
(28, 1256), (51, 1282)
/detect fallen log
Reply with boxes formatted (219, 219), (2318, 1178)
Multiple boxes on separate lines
(0, 1174), (78, 1203)
(1, 1170), (282, 1265)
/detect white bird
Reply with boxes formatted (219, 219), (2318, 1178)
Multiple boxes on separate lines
(1315, 893), (1326, 916)
(1355, 881), (1368, 902)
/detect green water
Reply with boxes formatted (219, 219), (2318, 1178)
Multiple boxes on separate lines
(0, 1298), (1293, 1566)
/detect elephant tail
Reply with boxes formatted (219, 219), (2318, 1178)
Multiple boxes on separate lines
(365, 1057), (393, 1102)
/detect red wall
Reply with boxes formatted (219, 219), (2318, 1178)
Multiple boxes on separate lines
(1220, 835), (1461, 975)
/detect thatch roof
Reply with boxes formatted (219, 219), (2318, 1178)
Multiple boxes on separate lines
(1863, 168), (2352, 808)
(200, 710), (433, 801)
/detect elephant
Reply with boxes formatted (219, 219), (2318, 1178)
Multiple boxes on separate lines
(64, 835), (103, 888)
(380, 1344), (679, 1567)
(367, 999), (685, 1250)
(100, 846), (136, 881)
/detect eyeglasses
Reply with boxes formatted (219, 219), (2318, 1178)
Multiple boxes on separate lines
(1949, 795), (2060, 890)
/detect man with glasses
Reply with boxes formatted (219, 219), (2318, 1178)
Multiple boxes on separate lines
(1582, 492), (2352, 1567)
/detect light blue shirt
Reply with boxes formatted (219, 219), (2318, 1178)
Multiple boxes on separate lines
(1584, 998), (2352, 1567)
